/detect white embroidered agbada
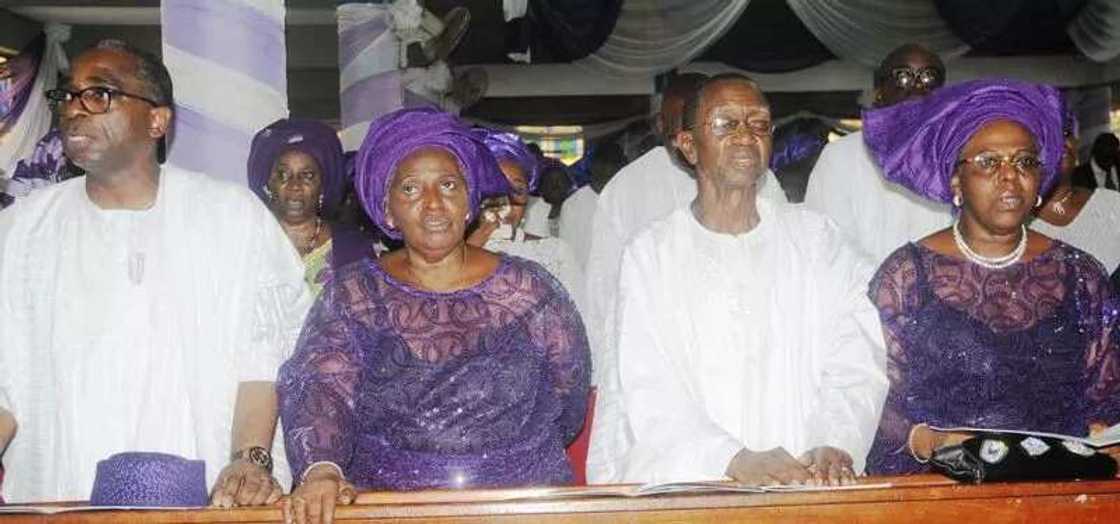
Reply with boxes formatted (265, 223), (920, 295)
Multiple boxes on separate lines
(613, 200), (887, 483)
(584, 145), (786, 483)
(1030, 189), (1120, 273)
(558, 185), (597, 271)
(804, 132), (951, 263)
(521, 196), (553, 238)
(0, 166), (312, 503)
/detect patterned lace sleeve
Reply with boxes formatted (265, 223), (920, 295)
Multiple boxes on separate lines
(1072, 252), (1120, 425)
(277, 268), (365, 482)
(525, 265), (592, 444)
(865, 246), (924, 474)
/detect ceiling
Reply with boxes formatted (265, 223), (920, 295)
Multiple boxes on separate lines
(1, 0), (1114, 128)
(0, 1), (553, 125)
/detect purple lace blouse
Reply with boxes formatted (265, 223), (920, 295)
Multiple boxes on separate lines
(866, 241), (1120, 474)
(278, 255), (590, 490)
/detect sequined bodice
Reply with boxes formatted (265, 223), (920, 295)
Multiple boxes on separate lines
(899, 247), (1089, 432)
(278, 255), (591, 490)
(865, 241), (1120, 474)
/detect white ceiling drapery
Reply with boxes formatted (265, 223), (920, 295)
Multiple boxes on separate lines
(577, 0), (750, 77)
(1068, 0), (1120, 63)
(786, 0), (970, 68)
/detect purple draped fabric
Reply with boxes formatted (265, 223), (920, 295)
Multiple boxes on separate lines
(862, 79), (1064, 205)
(526, 0), (623, 63)
(865, 241), (1120, 474)
(0, 34), (44, 134)
(0, 129), (80, 209)
(277, 255), (591, 490)
(935, 0), (1084, 55)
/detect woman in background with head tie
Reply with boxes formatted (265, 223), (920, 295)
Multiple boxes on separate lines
(1030, 101), (1120, 278)
(248, 119), (373, 296)
(467, 128), (587, 314)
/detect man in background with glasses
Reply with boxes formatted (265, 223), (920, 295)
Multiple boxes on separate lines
(804, 43), (953, 265)
(0, 40), (311, 506)
(603, 74), (887, 487)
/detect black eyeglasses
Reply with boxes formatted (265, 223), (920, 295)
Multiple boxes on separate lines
(890, 67), (943, 91)
(45, 86), (161, 114)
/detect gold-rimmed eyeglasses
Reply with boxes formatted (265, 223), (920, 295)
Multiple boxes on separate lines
(956, 152), (1043, 177)
(694, 115), (774, 138)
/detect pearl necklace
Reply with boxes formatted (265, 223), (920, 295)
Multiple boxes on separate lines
(952, 220), (1027, 269)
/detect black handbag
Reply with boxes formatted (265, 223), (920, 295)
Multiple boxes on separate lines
(930, 432), (1117, 483)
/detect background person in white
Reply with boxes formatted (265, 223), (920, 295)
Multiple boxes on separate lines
(613, 74), (887, 485)
(584, 73), (786, 484)
(803, 44), (952, 263)
(0, 41), (311, 504)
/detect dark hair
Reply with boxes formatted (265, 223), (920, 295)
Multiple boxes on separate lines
(873, 43), (945, 89)
(1092, 132), (1119, 149)
(681, 73), (767, 133)
(661, 72), (708, 104)
(89, 40), (175, 163)
(92, 40), (174, 107)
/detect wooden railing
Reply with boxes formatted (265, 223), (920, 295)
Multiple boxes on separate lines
(3, 475), (1120, 523)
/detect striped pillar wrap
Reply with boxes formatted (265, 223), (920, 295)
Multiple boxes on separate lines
(338, 2), (402, 151)
(160, 0), (289, 184)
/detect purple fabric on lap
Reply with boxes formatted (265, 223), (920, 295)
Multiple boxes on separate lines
(89, 452), (208, 507)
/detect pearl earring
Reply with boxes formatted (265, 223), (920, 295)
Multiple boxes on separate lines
(952, 194), (963, 207)
(1035, 195), (1043, 208)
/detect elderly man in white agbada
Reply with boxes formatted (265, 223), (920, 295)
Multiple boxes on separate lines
(584, 72), (788, 484)
(607, 74), (888, 486)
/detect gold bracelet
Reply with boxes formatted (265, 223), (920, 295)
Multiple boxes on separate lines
(907, 423), (931, 464)
(302, 461), (346, 484)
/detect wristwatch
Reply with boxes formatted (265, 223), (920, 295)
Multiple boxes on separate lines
(231, 446), (273, 473)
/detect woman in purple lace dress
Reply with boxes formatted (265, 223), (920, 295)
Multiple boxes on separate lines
(861, 80), (1120, 475)
(278, 107), (590, 522)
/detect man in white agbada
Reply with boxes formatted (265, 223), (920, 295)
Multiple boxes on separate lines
(559, 142), (625, 271)
(803, 43), (952, 264)
(585, 73), (787, 484)
(0, 42), (311, 504)
(610, 74), (887, 485)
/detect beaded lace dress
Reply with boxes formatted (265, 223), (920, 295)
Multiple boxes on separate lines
(865, 241), (1120, 474)
(278, 255), (591, 490)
